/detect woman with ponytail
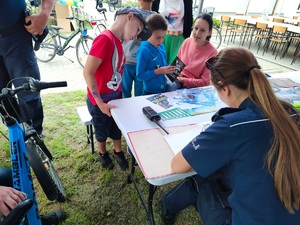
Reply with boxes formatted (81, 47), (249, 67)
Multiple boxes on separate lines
(161, 47), (300, 225)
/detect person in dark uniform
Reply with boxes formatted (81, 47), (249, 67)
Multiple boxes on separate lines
(162, 47), (300, 225)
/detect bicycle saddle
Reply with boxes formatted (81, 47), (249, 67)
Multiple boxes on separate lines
(1, 199), (33, 225)
(96, 7), (107, 13)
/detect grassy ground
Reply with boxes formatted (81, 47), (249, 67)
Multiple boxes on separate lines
(0, 90), (201, 225)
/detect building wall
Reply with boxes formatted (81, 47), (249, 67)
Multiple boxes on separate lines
(200, 0), (300, 17)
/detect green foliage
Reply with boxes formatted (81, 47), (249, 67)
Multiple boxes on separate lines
(0, 90), (202, 224)
(122, 0), (139, 7)
(213, 18), (221, 28)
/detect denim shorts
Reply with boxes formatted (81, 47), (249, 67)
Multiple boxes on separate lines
(86, 97), (121, 142)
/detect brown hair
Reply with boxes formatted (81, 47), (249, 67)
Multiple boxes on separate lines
(210, 47), (300, 213)
(146, 14), (167, 32)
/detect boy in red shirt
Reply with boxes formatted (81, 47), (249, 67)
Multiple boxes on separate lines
(83, 6), (151, 170)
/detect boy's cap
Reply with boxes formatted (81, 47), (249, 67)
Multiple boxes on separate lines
(115, 6), (152, 41)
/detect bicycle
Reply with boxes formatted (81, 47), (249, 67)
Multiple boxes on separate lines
(0, 77), (67, 225)
(91, 0), (108, 38)
(35, 16), (94, 68)
(211, 26), (222, 49)
(107, 0), (122, 12)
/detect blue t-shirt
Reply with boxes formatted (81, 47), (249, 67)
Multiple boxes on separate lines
(0, 0), (26, 29)
(182, 98), (300, 225)
(136, 41), (168, 93)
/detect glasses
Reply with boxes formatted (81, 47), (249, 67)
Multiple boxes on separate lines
(205, 57), (226, 80)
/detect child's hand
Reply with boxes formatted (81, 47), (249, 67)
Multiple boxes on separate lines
(155, 66), (175, 75)
(98, 103), (117, 117)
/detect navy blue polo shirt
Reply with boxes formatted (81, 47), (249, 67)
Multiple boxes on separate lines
(182, 98), (300, 225)
(0, 1), (26, 29)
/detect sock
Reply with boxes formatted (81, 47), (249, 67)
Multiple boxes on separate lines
(114, 150), (122, 155)
(99, 152), (109, 157)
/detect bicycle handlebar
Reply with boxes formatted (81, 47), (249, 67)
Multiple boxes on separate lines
(0, 78), (67, 101)
(65, 16), (90, 24)
(1, 199), (33, 225)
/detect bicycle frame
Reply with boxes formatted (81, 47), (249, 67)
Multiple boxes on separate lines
(51, 18), (91, 53)
(0, 107), (42, 225)
(0, 78), (67, 225)
(54, 27), (82, 52)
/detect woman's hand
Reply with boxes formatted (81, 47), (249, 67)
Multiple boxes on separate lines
(176, 76), (185, 83)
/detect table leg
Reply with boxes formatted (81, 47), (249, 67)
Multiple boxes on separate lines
(148, 184), (157, 225)
(127, 147), (158, 225)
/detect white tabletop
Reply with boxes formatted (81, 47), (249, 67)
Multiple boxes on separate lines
(110, 71), (300, 186)
(110, 89), (225, 185)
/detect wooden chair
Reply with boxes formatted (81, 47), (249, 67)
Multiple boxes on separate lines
(227, 18), (247, 45)
(220, 16), (232, 42)
(263, 25), (289, 59)
(272, 18), (285, 23)
(248, 22), (270, 52)
(291, 44), (300, 64)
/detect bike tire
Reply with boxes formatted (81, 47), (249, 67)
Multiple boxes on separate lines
(26, 139), (67, 202)
(76, 35), (94, 68)
(94, 23), (106, 38)
(35, 30), (57, 62)
(211, 26), (222, 49)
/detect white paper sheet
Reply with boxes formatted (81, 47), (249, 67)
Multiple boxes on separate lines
(164, 121), (212, 155)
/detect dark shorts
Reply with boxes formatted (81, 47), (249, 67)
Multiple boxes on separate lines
(86, 97), (121, 142)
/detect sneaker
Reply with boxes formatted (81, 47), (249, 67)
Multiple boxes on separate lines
(113, 151), (129, 171)
(99, 152), (114, 170)
(161, 193), (176, 225)
(41, 210), (67, 225)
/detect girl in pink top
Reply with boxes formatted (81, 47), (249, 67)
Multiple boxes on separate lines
(167, 13), (218, 91)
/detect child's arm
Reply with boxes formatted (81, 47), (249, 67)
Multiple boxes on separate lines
(136, 49), (174, 81)
(83, 56), (116, 117)
(136, 49), (156, 81)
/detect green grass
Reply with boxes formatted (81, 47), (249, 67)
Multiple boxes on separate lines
(0, 90), (201, 224)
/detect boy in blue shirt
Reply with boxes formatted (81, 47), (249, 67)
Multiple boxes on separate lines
(136, 14), (175, 95)
(122, 0), (156, 98)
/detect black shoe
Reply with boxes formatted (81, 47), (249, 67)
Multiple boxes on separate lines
(41, 210), (67, 225)
(99, 152), (114, 170)
(114, 151), (129, 171)
(161, 193), (176, 225)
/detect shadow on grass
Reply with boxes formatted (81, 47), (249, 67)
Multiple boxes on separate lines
(0, 90), (201, 225)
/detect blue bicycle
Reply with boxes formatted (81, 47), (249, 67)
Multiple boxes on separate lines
(0, 77), (67, 225)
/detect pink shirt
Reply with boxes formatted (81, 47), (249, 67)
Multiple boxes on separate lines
(178, 38), (217, 88)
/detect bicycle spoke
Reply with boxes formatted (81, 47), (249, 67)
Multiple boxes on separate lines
(76, 36), (94, 68)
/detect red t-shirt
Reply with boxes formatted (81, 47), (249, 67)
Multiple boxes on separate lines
(87, 30), (125, 105)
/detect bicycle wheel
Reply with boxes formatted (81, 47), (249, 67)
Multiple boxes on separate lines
(211, 26), (222, 49)
(35, 31), (57, 62)
(26, 139), (67, 202)
(94, 23), (106, 38)
(76, 35), (94, 68)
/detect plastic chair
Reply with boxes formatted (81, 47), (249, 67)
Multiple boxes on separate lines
(220, 16), (232, 42)
(291, 44), (300, 64)
(272, 18), (285, 23)
(263, 25), (289, 59)
(227, 18), (247, 45)
(248, 22), (270, 52)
